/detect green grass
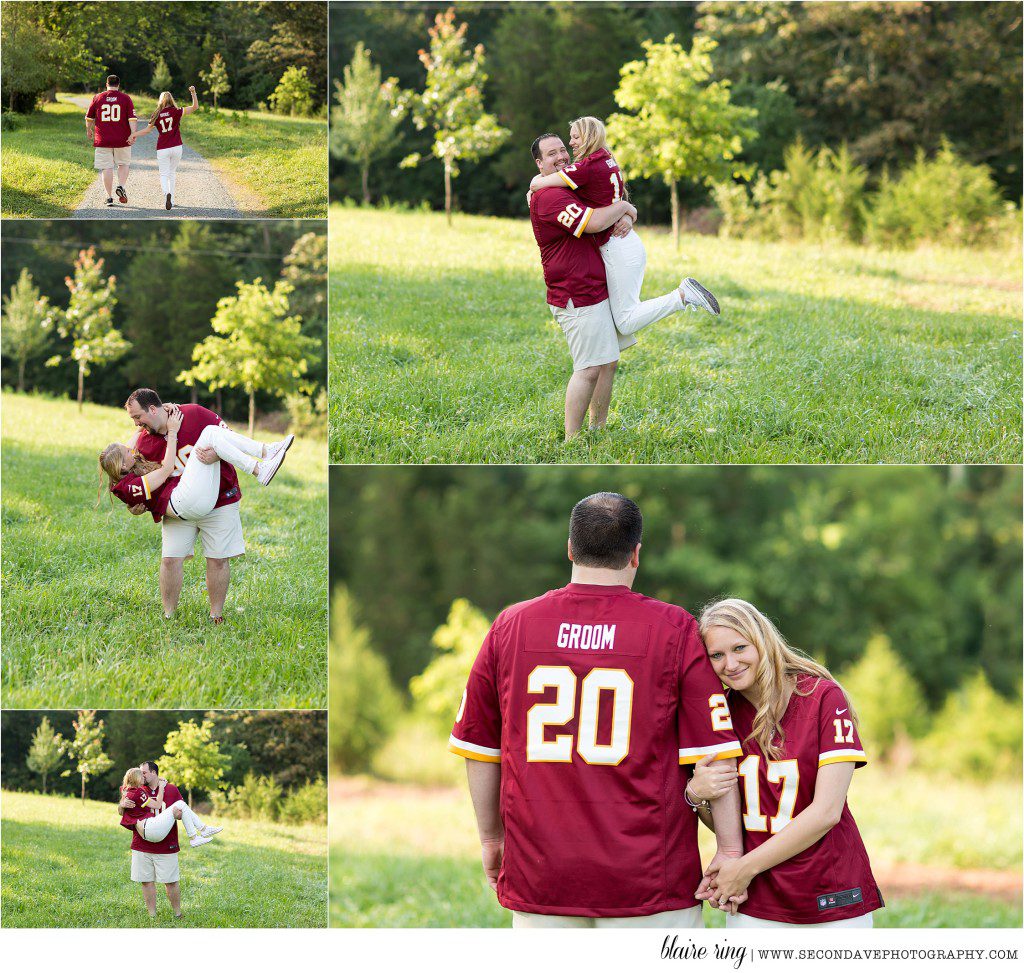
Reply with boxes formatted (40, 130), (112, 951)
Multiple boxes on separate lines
(1, 790), (326, 927)
(1, 392), (328, 708)
(0, 101), (99, 217)
(0, 95), (327, 218)
(328, 206), (1022, 463)
(329, 765), (1022, 928)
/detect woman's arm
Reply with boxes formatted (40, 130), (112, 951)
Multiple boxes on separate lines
(182, 85), (198, 115)
(529, 172), (571, 192)
(141, 409), (182, 493)
(708, 762), (856, 905)
(584, 200), (637, 233)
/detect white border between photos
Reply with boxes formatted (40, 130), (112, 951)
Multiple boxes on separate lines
(1, 927), (1023, 971)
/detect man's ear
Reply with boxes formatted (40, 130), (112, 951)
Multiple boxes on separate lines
(630, 543), (641, 569)
(567, 538), (575, 563)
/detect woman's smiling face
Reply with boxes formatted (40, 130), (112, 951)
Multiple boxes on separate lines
(704, 625), (759, 692)
(568, 125), (582, 156)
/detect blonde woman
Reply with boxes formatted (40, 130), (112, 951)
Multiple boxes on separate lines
(98, 405), (293, 524)
(131, 85), (199, 209)
(119, 768), (223, 848)
(529, 116), (720, 335)
(687, 598), (883, 928)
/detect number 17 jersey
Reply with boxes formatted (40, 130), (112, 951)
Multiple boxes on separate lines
(450, 582), (742, 918)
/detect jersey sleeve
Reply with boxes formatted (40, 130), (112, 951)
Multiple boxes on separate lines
(112, 474), (149, 505)
(126, 95), (136, 118)
(85, 95), (97, 119)
(536, 187), (594, 239)
(558, 156), (599, 195)
(676, 619), (743, 765)
(817, 682), (867, 768)
(449, 622), (502, 763)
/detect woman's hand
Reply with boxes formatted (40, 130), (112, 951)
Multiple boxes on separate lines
(166, 406), (183, 434)
(707, 855), (755, 910)
(688, 753), (739, 802)
(188, 85), (196, 94)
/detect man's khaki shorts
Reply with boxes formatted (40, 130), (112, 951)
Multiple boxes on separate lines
(549, 298), (637, 372)
(94, 146), (132, 170)
(161, 501), (245, 560)
(130, 850), (180, 884)
(512, 906), (703, 929)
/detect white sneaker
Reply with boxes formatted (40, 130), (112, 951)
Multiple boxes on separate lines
(200, 825), (223, 837)
(190, 833), (215, 847)
(264, 434), (294, 462)
(680, 277), (721, 315)
(256, 436), (293, 485)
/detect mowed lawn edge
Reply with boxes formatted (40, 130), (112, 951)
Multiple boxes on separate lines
(328, 206), (1022, 464)
(1, 392), (328, 709)
(2, 791), (327, 928)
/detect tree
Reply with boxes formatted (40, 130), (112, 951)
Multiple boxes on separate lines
(331, 42), (406, 204)
(280, 231), (327, 385)
(401, 9), (509, 225)
(201, 52), (230, 109)
(62, 710), (114, 802)
(2, 269), (54, 392)
(178, 278), (318, 435)
(151, 55), (172, 93)
(26, 716), (64, 793)
(48, 248), (129, 412)
(161, 719), (230, 806)
(268, 65), (315, 117)
(607, 35), (757, 248)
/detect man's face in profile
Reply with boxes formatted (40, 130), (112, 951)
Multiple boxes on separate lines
(127, 401), (163, 434)
(536, 137), (571, 177)
(141, 763), (158, 787)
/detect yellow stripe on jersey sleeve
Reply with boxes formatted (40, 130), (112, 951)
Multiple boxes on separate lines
(678, 741), (743, 765)
(559, 169), (580, 191)
(448, 734), (501, 763)
(573, 207), (594, 238)
(140, 474), (153, 500)
(818, 748), (867, 767)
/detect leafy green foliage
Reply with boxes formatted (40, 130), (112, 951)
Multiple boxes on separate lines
(279, 777), (327, 825)
(1, 269), (54, 392)
(61, 710), (113, 801)
(161, 719), (230, 805)
(329, 588), (402, 773)
(201, 53), (231, 109)
(269, 65), (315, 117)
(211, 773), (326, 825)
(150, 56), (172, 94)
(25, 716), (64, 793)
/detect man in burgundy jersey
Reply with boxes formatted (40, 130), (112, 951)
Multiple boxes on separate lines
(529, 134), (638, 441)
(124, 388), (244, 622)
(85, 75), (137, 207)
(117, 761), (186, 918)
(450, 492), (745, 927)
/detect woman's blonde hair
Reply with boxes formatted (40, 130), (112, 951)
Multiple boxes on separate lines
(96, 444), (160, 507)
(149, 92), (178, 126)
(698, 598), (858, 760)
(569, 116), (608, 161)
(122, 767), (143, 790)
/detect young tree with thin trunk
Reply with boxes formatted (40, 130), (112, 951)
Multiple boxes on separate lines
(48, 248), (129, 411)
(607, 35), (756, 249)
(178, 278), (318, 435)
(201, 52), (230, 109)
(27, 716), (64, 794)
(2, 269), (54, 392)
(62, 711), (114, 802)
(160, 719), (229, 806)
(331, 42), (406, 205)
(401, 9), (509, 225)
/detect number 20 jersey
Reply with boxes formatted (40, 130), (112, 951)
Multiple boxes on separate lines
(729, 676), (883, 924)
(450, 582), (743, 918)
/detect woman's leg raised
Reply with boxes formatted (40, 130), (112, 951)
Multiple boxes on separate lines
(601, 232), (683, 335)
(141, 805), (189, 843)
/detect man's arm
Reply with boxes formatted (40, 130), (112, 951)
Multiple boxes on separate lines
(694, 760), (745, 912)
(85, 117), (95, 141)
(465, 759), (504, 891)
(584, 200), (637, 234)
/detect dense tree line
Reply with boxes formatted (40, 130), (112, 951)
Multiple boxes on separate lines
(328, 2), (1021, 219)
(0, 221), (326, 423)
(1, 710), (326, 799)
(329, 465), (1022, 702)
(2, 1), (327, 112)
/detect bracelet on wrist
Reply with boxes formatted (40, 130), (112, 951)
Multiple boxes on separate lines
(684, 785), (711, 812)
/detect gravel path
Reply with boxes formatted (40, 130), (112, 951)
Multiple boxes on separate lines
(68, 96), (242, 219)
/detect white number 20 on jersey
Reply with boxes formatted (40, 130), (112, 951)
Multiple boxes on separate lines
(556, 202), (583, 229)
(99, 104), (121, 122)
(526, 665), (633, 765)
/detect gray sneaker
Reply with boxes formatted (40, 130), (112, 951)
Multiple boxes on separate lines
(680, 277), (720, 315)
(265, 434), (295, 462)
(200, 824), (224, 837)
(256, 437), (292, 486)
(189, 833), (215, 848)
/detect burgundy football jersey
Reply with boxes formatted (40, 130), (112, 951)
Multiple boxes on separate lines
(120, 786), (156, 831)
(558, 148), (626, 247)
(111, 470), (173, 522)
(530, 186), (609, 309)
(154, 106), (184, 150)
(729, 676), (883, 923)
(86, 90), (136, 148)
(450, 583), (743, 917)
(129, 782), (181, 854)
(135, 405), (240, 510)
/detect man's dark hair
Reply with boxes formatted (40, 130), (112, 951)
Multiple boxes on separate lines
(125, 388), (162, 410)
(106, 75), (120, 88)
(141, 760), (158, 775)
(531, 133), (561, 161)
(569, 492), (643, 569)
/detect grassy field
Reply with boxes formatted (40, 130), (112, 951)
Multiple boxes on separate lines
(1, 392), (328, 709)
(1, 791), (326, 927)
(328, 206), (1022, 464)
(0, 96), (327, 218)
(329, 762), (1023, 928)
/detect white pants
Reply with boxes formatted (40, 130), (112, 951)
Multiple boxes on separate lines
(600, 231), (683, 335)
(167, 425), (261, 521)
(727, 912), (874, 929)
(157, 144), (183, 197)
(512, 906), (703, 929)
(141, 799), (204, 842)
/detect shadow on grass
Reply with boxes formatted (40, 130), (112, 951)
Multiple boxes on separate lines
(2, 818), (326, 927)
